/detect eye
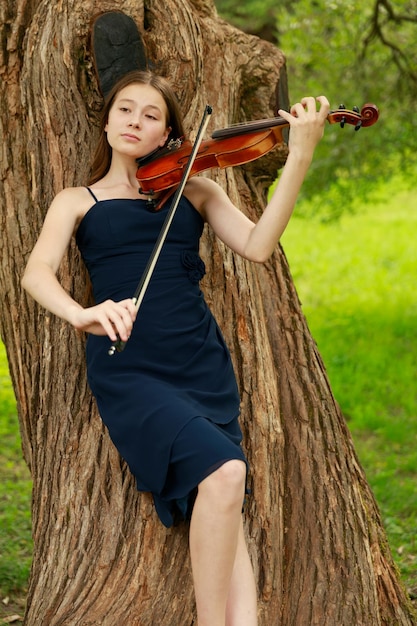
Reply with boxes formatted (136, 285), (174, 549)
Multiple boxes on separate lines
(119, 107), (130, 113)
(146, 113), (158, 120)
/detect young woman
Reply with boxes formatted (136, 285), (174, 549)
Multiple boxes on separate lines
(22, 70), (329, 626)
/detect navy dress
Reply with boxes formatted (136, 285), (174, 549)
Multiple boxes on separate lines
(76, 190), (247, 527)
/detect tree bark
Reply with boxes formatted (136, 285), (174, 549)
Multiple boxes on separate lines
(0, 0), (415, 624)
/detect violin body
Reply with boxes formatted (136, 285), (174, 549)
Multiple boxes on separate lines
(136, 103), (379, 198)
(137, 126), (285, 195)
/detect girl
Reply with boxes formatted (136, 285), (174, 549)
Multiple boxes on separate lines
(22, 70), (329, 626)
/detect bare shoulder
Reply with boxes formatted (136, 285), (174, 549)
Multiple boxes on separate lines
(52, 186), (93, 212)
(48, 186), (96, 228)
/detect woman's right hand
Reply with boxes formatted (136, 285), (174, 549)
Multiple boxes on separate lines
(70, 298), (138, 342)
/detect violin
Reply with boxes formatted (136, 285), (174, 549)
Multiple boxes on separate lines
(109, 102), (379, 355)
(136, 103), (379, 201)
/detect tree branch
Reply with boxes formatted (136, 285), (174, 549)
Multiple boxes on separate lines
(361, 0), (417, 92)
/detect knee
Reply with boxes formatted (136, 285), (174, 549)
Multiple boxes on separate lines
(199, 460), (246, 504)
(216, 460), (247, 491)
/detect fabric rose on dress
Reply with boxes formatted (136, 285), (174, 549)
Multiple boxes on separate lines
(181, 250), (206, 284)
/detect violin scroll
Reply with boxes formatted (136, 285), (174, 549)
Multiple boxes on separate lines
(328, 103), (379, 131)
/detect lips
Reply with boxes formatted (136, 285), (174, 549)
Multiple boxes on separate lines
(122, 133), (140, 142)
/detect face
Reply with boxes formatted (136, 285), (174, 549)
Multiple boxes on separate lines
(105, 83), (171, 159)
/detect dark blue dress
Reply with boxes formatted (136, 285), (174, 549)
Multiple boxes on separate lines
(76, 191), (247, 527)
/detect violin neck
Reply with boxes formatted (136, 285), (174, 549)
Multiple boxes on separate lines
(212, 104), (380, 138)
(211, 116), (290, 139)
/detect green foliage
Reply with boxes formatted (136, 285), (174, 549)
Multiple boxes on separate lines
(214, 0), (279, 39)
(281, 172), (417, 590)
(215, 0), (417, 216)
(0, 343), (32, 598)
(276, 0), (417, 213)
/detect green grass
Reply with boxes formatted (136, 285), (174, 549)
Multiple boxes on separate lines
(281, 176), (417, 591)
(0, 342), (32, 601)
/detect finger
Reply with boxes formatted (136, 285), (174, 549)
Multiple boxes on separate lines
(315, 95), (331, 118)
(98, 315), (119, 342)
(110, 309), (134, 341)
(316, 95), (330, 107)
(101, 312), (121, 342)
(120, 297), (138, 320)
(300, 96), (321, 116)
(289, 101), (308, 118)
(278, 107), (293, 122)
(96, 300), (131, 342)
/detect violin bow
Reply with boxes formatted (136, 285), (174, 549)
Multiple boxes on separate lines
(108, 104), (213, 355)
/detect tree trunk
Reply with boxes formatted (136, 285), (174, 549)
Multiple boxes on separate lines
(0, 0), (415, 624)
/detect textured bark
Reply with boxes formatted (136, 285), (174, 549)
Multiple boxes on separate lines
(0, 0), (415, 624)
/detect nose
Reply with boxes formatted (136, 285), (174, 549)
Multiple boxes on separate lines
(129, 118), (140, 128)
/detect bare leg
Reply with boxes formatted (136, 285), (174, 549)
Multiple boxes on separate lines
(226, 520), (258, 625)
(189, 460), (247, 626)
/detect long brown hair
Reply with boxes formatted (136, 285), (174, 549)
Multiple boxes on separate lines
(88, 70), (185, 185)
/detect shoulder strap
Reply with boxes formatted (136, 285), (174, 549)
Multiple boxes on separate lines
(85, 187), (99, 202)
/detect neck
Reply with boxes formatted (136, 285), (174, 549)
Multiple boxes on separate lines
(105, 156), (140, 189)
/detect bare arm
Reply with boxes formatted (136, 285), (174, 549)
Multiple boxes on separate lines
(189, 96), (330, 262)
(22, 187), (136, 342)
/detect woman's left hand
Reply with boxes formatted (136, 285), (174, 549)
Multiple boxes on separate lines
(278, 95), (330, 160)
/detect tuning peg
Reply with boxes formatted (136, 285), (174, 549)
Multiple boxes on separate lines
(338, 104), (346, 128)
(350, 105), (362, 130)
